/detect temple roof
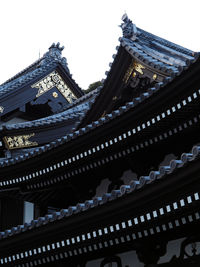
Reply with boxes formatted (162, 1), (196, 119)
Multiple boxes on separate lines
(0, 78), (168, 167)
(0, 16), (200, 266)
(0, 46), (199, 168)
(0, 142), (200, 245)
(2, 88), (98, 131)
(0, 16), (199, 211)
(0, 43), (73, 98)
(0, 89), (98, 151)
(120, 13), (198, 72)
(0, 16), (198, 162)
(78, 14), (199, 127)
(0, 42), (83, 120)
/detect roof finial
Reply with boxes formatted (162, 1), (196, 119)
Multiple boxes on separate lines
(40, 42), (69, 72)
(120, 13), (137, 41)
(42, 42), (65, 62)
(48, 42), (65, 58)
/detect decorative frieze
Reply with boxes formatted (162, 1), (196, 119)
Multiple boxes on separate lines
(123, 59), (169, 86)
(3, 133), (38, 150)
(31, 71), (76, 103)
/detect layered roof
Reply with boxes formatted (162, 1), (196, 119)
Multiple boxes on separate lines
(1, 88), (99, 149)
(0, 144), (200, 266)
(1, 144), (199, 240)
(0, 15), (199, 201)
(0, 47), (199, 167)
(78, 14), (199, 127)
(0, 15), (200, 266)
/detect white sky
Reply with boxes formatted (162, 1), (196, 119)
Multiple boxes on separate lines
(0, 0), (200, 89)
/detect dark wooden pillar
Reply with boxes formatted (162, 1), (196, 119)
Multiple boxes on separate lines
(0, 196), (24, 231)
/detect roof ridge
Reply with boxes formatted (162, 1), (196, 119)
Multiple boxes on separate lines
(138, 27), (195, 57)
(120, 13), (197, 58)
(0, 60), (57, 98)
(0, 42), (70, 93)
(0, 58), (42, 87)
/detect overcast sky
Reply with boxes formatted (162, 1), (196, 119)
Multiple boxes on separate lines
(0, 0), (200, 89)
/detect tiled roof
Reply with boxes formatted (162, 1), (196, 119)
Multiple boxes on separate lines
(0, 43), (81, 99)
(0, 61), (56, 98)
(120, 14), (198, 74)
(78, 15), (199, 129)
(0, 16), (199, 167)
(3, 95), (95, 131)
(62, 86), (101, 112)
(0, 144), (199, 240)
(0, 56), (197, 168)
(0, 77), (171, 167)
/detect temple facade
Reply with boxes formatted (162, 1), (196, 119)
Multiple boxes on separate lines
(0, 14), (200, 266)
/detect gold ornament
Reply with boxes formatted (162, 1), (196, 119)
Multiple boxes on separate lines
(123, 60), (145, 83)
(3, 133), (38, 150)
(153, 74), (157, 80)
(31, 71), (76, 103)
(52, 92), (58, 98)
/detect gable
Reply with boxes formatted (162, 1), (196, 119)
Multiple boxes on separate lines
(31, 70), (77, 103)
(0, 43), (83, 122)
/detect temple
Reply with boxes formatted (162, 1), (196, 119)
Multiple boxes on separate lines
(0, 14), (200, 266)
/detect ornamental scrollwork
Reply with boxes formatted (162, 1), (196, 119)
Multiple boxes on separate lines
(31, 71), (77, 103)
(179, 236), (200, 259)
(3, 133), (38, 150)
(134, 62), (145, 75)
(166, 236), (200, 265)
(123, 60), (145, 83)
